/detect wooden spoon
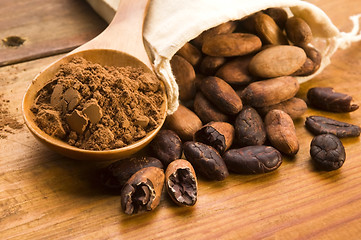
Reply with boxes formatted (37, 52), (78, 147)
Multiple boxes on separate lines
(22, 0), (167, 161)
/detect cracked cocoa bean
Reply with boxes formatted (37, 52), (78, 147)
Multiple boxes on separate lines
(310, 134), (346, 171)
(307, 87), (359, 112)
(183, 141), (229, 181)
(234, 106), (266, 146)
(121, 167), (165, 215)
(265, 109), (299, 155)
(99, 156), (163, 191)
(305, 116), (361, 138)
(194, 121), (235, 154)
(150, 130), (182, 166)
(200, 76), (243, 115)
(223, 145), (282, 174)
(165, 159), (197, 206)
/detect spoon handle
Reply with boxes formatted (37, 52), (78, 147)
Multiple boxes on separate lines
(72, 0), (152, 68)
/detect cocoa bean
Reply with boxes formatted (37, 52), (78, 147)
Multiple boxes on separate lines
(170, 55), (196, 101)
(165, 159), (197, 206)
(305, 116), (361, 138)
(215, 55), (253, 86)
(176, 42), (202, 66)
(199, 56), (226, 75)
(183, 141), (229, 181)
(150, 130), (182, 166)
(307, 87), (359, 112)
(223, 145), (282, 174)
(192, 21), (238, 48)
(194, 121), (235, 154)
(241, 76), (299, 107)
(263, 8), (288, 29)
(286, 17), (313, 46)
(99, 156), (163, 191)
(166, 104), (202, 141)
(200, 76), (243, 115)
(310, 134), (346, 171)
(256, 97), (307, 119)
(202, 33), (262, 57)
(121, 167), (165, 215)
(193, 92), (230, 123)
(248, 45), (307, 78)
(265, 109), (299, 155)
(234, 106), (266, 146)
(254, 12), (288, 45)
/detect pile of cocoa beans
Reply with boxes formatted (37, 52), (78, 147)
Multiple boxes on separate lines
(100, 8), (360, 215)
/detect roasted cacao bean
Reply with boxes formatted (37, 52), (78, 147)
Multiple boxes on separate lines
(99, 156), (163, 191)
(166, 104), (202, 141)
(193, 92), (230, 123)
(305, 116), (361, 138)
(256, 97), (307, 119)
(241, 76), (299, 107)
(170, 55), (196, 101)
(310, 134), (346, 171)
(165, 159), (197, 206)
(150, 130), (183, 166)
(265, 109), (299, 155)
(215, 55), (254, 86)
(194, 121), (235, 154)
(200, 76), (243, 115)
(234, 106), (266, 146)
(121, 167), (165, 215)
(223, 145), (282, 174)
(183, 141), (229, 181)
(307, 87), (359, 112)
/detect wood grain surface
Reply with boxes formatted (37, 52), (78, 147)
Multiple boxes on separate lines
(0, 0), (107, 67)
(1, 0), (361, 239)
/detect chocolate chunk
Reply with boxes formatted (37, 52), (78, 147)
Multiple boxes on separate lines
(63, 88), (81, 111)
(82, 99), (102, 124)
(65, 110), (88, 134)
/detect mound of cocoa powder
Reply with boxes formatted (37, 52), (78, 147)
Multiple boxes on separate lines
(31, 57), (165, 151)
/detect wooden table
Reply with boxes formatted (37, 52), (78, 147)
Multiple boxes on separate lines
(1, 0), (361, 239)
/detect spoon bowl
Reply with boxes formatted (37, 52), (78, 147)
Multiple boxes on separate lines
(22, 0), (167, 161)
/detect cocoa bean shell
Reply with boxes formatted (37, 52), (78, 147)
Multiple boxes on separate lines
(121, 167), (165, 215)
(165, 159), (197, 206)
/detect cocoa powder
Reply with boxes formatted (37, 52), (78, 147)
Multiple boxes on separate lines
(31, 57), (164, 151)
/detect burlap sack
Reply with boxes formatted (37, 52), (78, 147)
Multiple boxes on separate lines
(87, 0), (361, 114)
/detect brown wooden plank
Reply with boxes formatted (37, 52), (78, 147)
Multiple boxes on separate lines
(1, 1), (361, 239)
(0, 0), (107, 67)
